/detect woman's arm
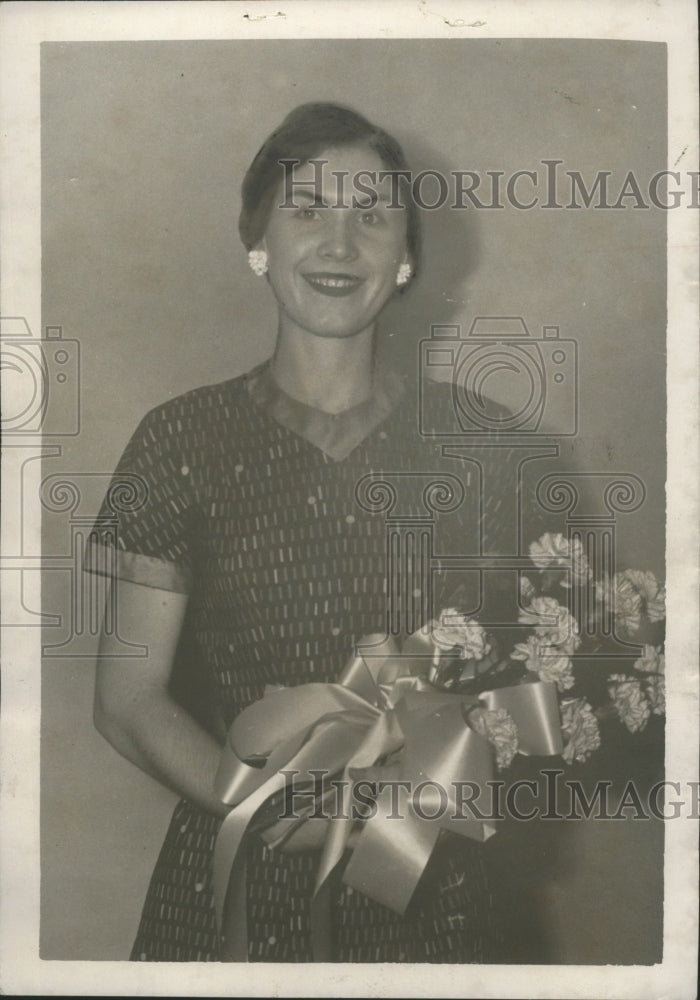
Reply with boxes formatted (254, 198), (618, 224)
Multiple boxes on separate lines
(93, 577), (228, 818)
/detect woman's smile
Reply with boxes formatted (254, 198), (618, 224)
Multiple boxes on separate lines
(260, 146), (409, 340)
(302, 271), (366, 296)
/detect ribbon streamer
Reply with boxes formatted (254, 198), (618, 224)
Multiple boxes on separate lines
(213, 632), (564, 960)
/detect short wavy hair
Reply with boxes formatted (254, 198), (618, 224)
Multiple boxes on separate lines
(238, 102), (421, 284)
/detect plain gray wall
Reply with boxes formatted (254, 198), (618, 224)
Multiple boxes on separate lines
(41, 39), (666, 960)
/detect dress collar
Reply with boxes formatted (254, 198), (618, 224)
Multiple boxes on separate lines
(245, 358), (406, 461)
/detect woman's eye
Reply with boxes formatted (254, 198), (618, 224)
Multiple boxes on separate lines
(358, 211), (379, 226)
(296, 207), (322, 221)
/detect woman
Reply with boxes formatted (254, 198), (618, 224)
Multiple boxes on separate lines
(88, 102), (524, 962)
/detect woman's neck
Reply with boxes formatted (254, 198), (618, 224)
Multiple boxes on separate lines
(271, 326), (377, 414)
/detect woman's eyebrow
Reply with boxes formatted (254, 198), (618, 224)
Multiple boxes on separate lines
(283, 187), (327, 207)
(282, 183), (396, 209)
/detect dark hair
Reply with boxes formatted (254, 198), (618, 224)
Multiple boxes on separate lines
(238, 102), (421, 282)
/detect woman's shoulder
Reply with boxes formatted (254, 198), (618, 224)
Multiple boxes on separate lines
(135, 365), (262, 432)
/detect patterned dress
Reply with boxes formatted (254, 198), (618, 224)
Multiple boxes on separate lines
(88, 359), (545, 963)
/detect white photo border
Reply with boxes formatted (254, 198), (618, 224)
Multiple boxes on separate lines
(1, 1), (697, 997)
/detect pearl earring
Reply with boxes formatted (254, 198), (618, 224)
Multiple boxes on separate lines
(248, 249), (268, 276)
(396, 262), (412, 287)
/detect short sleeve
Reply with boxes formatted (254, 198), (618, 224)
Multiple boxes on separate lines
(83, 404), (199, 593)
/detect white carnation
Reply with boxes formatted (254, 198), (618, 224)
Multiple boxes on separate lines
(511, 634), (575, 692)
(608, 674), (651, 733)
(529, 532), (571, 568)
(596, 575), (643, 635)
(633, 644), (664, 675)
(633, 647), (665, 717)
(470, 707), (519, 771)
(519, 575), (536, 603)
(619, 569), (666, 623)
(432, 608), (491, 661)
(645, 675), (665, 715)
(529, 532), (591, 587)
(560, 698), (601, 764)
(518, 596), (581, 651)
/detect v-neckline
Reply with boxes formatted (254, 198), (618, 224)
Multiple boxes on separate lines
(245, 358), (407, 461)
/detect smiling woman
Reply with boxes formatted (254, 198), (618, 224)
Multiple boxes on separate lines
(263, 149), (408, 337)
(85, 102), (550, 963)
(240, 104), (419, 412)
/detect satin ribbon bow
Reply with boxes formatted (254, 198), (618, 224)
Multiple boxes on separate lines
(213, 631), (563, 961)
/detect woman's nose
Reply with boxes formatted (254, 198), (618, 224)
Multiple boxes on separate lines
(317, 215), (358, 262)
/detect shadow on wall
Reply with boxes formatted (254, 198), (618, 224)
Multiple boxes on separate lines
(378, 131), (482, 376)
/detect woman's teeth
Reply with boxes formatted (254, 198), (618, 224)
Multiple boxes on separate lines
(303, 273), (364, 295)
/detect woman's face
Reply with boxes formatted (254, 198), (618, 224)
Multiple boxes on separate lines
(259, 145), (409, 341)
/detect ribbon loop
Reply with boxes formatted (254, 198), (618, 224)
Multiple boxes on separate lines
(481, 680), (564, 756)
(213, 634), (564, 961)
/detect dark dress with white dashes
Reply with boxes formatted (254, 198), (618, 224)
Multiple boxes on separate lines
(89, 360), (541, 963)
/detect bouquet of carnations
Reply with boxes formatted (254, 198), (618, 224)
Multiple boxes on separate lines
(427, 531), (666, 770)
(213, 531), (665, 958)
